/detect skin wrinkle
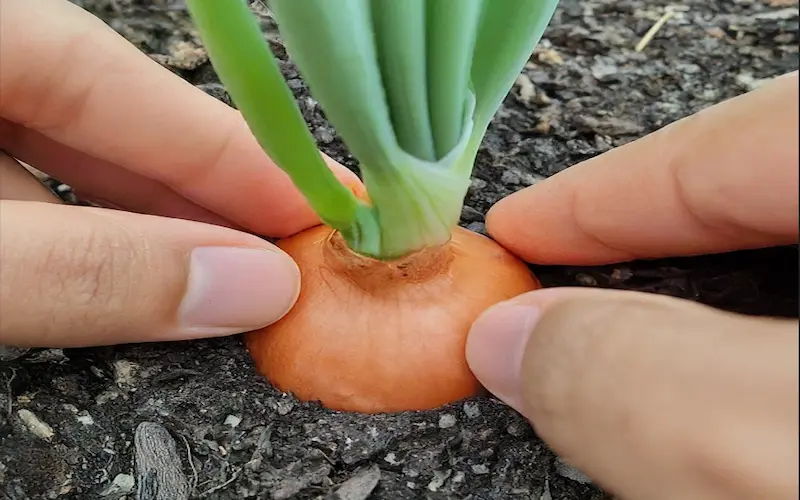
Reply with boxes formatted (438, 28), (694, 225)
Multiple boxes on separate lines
(569, 117), (715, 261)
(567, 182), (638, 262)
(0, 122), (243, 229)
(152, 112), (242, 194)
(86, 207), (183, 325)
(62, 220), (116, 333)
(4, 23), (97, 131)
(668, 114), (786, 247)
(91, 209), (145, 319)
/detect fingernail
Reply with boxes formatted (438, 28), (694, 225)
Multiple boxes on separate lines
(466, 303), (541, 412)
(179, 247), (300, 336)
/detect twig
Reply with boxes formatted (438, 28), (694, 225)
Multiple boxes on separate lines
(635, 8), (677, 52)
(181, 434), (199, 494)
(4, 368), (16, 418)
(197, 468), (241, 498)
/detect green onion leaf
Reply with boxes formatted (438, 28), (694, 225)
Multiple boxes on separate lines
(187, 0), (559, 260)
(371, 0), (436, 162)
(184, 0), (367, 236)
(471, 0), (560, 133)
(425, 0), (482, 159)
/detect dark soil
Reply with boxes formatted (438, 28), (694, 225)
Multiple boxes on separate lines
(2, 1), (798, 499)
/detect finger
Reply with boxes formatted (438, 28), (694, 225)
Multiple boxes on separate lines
(467, 288), (799, 500)
(0, 150), (61, 203)
(486, 71), (799, 265)
(0, 200), (301, 348)
(0, 0), (363, 238)
(0, 123), (242, 228)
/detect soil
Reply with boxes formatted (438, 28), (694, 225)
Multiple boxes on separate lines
(2, 1), (798, 499)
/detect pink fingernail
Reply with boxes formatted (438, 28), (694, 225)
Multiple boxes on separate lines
(466, 304), (541, 412)
(178, 247), (300, 337)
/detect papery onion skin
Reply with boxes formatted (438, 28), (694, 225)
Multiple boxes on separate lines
(244, 225), (541, 414)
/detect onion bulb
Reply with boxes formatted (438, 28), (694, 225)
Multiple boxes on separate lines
(245, 225), (540, 414)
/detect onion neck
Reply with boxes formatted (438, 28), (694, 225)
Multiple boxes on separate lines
(338, 96), (480, 261)
(324, 230), (453, 293)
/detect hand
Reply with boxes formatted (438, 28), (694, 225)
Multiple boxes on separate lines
(0, 0), (360, 348)
(467, 71), (799, 500)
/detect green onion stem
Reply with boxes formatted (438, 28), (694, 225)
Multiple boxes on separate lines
(371, 0), (436, 162)
(425, 0), (483, 159)
(186, 0), (559, 260)
(184, 0), (366, 236)
(470, 0), (561, 136)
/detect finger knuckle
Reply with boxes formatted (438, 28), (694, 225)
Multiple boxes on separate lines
(42, 222), (137, 323)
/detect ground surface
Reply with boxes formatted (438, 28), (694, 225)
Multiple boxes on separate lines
(1, 0), (798, 499)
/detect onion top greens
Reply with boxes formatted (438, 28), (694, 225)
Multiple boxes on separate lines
(186, 0), (559, 260)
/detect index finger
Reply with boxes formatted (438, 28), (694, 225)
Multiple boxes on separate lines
(487, 71), (799, 265)
(0, 0), (361, 237)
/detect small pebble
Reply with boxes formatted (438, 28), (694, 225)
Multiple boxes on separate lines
(590, 56), (619, 82)
(469, 178), (487, 191)
(99, 473), (135, 497)
(610, 268), (634, 281)
(224, 414), (242, 428)
(426, 469), (452, 492)
(18, 409), (54, 441)
(438, 414), (457, 429)
(76, 412), (95, 426)
(507, 422), (526, 437)
(736, 72), (770, 91)
(462, 402), (481, 419)
(315, 127), (335, 144)
(460, 205), (484, 223)
(471, 464), (490, 475)
(276, 399), (295, 415)
(335, 464), (381, 500)
(501, 169), (522, 185)
(112, 360), (139, 390)
(515, 74), (536, 103)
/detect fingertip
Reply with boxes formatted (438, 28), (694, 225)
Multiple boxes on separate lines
(485, 187), (542, 262)
(466, 302), (542, 413)
(486, 179), (583, 265)
(179, 244), (301, 338)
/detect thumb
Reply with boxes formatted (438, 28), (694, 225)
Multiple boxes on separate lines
(466, 287), (798, 500)
(0, 200), (300, 348)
